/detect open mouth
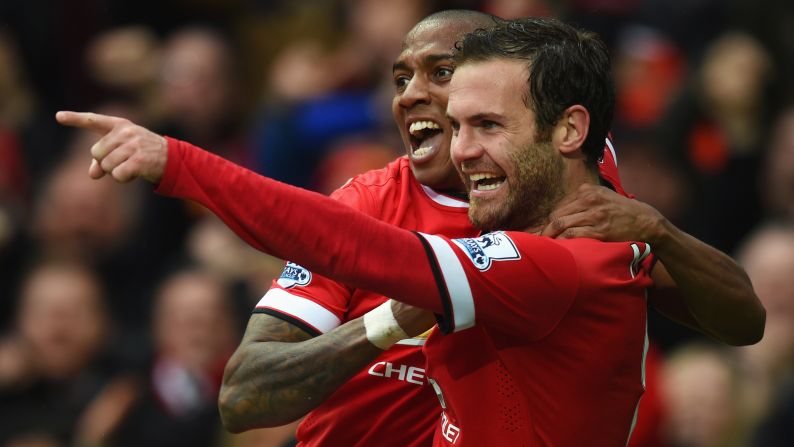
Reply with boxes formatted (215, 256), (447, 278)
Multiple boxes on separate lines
(408, 120), (444, 159)
(470, 173), (506, 192)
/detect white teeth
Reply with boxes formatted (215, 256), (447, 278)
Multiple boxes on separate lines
(469, 173), (500, 182)
(476, 182), (502, 191)
(414, 146), (432, 157)
(409, 120), (441, 136)
(469, 173), (504, 191)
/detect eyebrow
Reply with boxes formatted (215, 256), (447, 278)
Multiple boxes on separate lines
(447, 112), (504, 123)
(470, 112), (503, 121)
(392, 53), (455, 73)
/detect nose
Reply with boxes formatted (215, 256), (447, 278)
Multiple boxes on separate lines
(398, 75), (431, 109)
(451, 125), (483, 165)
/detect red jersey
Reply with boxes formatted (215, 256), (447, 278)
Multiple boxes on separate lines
(253, 157), (477, 447)
(415, 232), (654, 446)
(158, 137), (650, 447)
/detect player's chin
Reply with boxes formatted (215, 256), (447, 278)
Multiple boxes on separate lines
(469, 200), (506, 230)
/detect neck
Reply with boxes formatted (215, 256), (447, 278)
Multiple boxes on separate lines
(563, 160), (600, 196)
(519, 161), (599, 235)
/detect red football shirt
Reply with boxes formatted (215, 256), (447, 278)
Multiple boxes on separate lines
(253, 158), (477, 447)
(414, 232), (654, 446)
(158, 137), (650, 447)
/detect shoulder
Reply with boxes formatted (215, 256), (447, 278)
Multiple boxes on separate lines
(446, 232), (579, 281)
(552, 238), (654, 284)
(342, 156), (411, 189)
(327, 157), (406, 213)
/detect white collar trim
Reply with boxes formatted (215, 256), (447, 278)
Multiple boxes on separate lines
(421, 184), (469, 208)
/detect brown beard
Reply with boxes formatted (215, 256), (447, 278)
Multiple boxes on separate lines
(469, 138), (565, 232)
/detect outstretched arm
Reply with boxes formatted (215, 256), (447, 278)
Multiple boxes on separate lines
(542, 183), (765, 345)
(55, 111), (444, 313)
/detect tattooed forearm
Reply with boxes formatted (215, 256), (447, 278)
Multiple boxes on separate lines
(218, 314), (383, 432)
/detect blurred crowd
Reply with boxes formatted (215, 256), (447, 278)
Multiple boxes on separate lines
(0, 0), (792, 446)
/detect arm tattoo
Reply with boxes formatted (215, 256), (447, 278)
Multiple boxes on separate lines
(219, 313), (383, 432)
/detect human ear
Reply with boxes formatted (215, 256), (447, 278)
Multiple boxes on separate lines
(552, 105), (590, 157)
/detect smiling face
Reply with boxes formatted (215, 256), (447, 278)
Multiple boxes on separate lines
(448, 58), (565, 231)
(391, 21), (473, 192)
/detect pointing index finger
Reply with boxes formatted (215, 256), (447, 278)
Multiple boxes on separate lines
(55, 111), (124, 135)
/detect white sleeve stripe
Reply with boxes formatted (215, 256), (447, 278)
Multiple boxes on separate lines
(605, 137), (618, 164)
(255, 288), (341, 334)
(419, 233), (475, 331)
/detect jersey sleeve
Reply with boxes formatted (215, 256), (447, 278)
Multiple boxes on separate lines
(415, 231), (580, 339)
(253, 173), (380, 336)
(156, 137), (445, 314)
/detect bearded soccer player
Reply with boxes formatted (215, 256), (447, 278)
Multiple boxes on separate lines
(59, 15), (763, 443)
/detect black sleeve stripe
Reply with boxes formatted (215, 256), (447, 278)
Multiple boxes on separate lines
(253, 308), (321, 337)
(413, 232), (455, 334)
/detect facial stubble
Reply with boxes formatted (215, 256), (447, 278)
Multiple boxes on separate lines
(469, 139), (565, 232)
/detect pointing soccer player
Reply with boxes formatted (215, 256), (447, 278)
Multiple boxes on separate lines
(59, 14), (763, 445)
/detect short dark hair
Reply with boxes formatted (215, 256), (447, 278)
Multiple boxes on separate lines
(454, 18), (614, 166)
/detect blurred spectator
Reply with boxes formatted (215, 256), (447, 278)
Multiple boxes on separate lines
(0, 259), (126, 447)
(734, 223), (794, 438)
(761, 105), (794, 221)
(30, 139), (141, 264)
(157, 26), (250, 165)
(656, 31), (774, 253)
(29, 103), (199, 330)
(186, 214), (285, 308)
(0, 31), (46, 324)
(749, 379), (794, 447)
(660, 343), (743, 447)
(85, 26), (164, 126)
(251, 0), (429, 189)
(616, 136), (690, 225)
(612, 26), (685, 130)
(728, 0), (794, 107)
(28, 128), (149, 326)
(110, 267), (240, 447)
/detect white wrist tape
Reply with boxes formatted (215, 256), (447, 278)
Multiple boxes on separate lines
(363, 300), (409, 350)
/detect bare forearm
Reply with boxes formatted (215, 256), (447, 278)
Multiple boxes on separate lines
(219, 318), (383, 432)
(650, 219), (765, 345)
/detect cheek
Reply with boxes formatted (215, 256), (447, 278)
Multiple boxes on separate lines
(391, 98), (403, 126)
(450, 135), (463, 164)
(392, 103), (410, 143)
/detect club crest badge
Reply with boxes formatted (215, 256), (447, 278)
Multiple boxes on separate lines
(452, 232), (520, 271)
(277, 262), (312, 288)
